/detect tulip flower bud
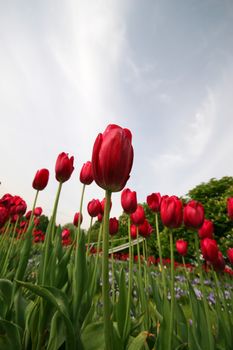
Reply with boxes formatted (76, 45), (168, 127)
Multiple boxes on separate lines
(55, 152), (74, 183)
(213, 251), (225, 271)
(227, 197), (233, 220)
(201, 238), (219, 263)
(25, 211), (32, 220)
(130, 224), (137, 239)
(34, 207), (43, 217)
(97, 213), (103, 222)
(227, 248), (233, 265)
(138, 219), (153, 238)
(87, 199), (102, 217)
(100, 198), (112, 215)
(183, 200), (204, 229)
(121, 188), (137, 214)
(32, 169), (49, 191)
(10, 196), (27, 216)
(92, 124), (134, 192)
(160, 196), (183, 229)
(176, 240), (188, 256)
(146, 193), (161, 212)
(198, 219), (214, 239)
(80, 161), (93, 185)
(109, 217), (119, 235)
(130, 205), (145, 225)
(0, 193), (13, 208)
(73, 212), (83, 227)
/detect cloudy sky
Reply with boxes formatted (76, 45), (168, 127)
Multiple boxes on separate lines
(1, 0), (233, 228)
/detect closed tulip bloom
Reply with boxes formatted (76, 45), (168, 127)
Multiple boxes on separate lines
(213, 251), (225, 271)
(227, 248), (233, 265)
(92, 124), (134, 192)
(10, 196), (27, 216)
(130, 224), (137, 239)
(25, 211), (32, 220)
(176, 240), (188, 256)
(32, 169), (49, 191)
(198, 219), (214, 239)
(146, 193), (161, 212)
(73, 212), (83, 227)
(0, 193), (13, 208)
(109, 217), (119, 235)
(227, 197), (233, 220)
(121, 188), (137, 214)
(130, 205), (145, 225)
(34, 207), (43, 217)
(100, 197), (112, 215)
(87, 199), (102, 217)
(62, 228), (70, 240)
(80, 161), (93, 185)
(201, 238), (219, 263)
(55, 152), (74, 183)
(97, 213), (103, 222)
(160, 196), (183, 229)
(138, 219), (153, 238)
(0, 206), (9, 228)
(183, 200), (204, 229)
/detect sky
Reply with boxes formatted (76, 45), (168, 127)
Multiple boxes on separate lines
(0, 0), (233, 228)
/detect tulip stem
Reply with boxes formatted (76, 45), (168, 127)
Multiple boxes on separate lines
(155, 213), (167, 297)
(28, 190), (39, 228)
(110, 236), (115, 303)
(86, 217), (93, 256)
(102, 190), (113, 350)
(168, 231), (175, 350)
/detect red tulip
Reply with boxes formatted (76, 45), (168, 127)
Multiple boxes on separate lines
(0, 206), (9, 228)
(213, 251), (225, 271)
(227, 197), (233, 220)
(0, 193), (13, 208)
(73, 212), (83, 227)
(34, 207), (43, 217)
(97, 213), (103, 222)
(160, 196), (183, 228)
(201, 238), (219, 263)
(130, 205), (145, 225)
(176, 240), (188, 256)
(227, 248), (233, 265)
(10, 196), (27, 216)
(109, 217), (119, 235)
(55, 152), (74, 183)
(130, 224), (137, 239)
(25, 211), (32, 220)
(100, 198), (112, 215)
(62, 228), (70, 240)
(146, 193), (161, 212)
(32, 169), (49, 191)
(87, 199), (102, 217)
(92, 124), (134, 192)
(183, 200), (204, 229)
(121, 188), (137, 214)
(138, 219), (153, 238)
(198, 219), (214, 239)
(80, 161), (93, 185)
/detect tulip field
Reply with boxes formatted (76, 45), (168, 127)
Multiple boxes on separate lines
(0, 124), (233, 350)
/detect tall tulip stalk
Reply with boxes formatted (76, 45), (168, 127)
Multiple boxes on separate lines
(92, 124), (134, 350)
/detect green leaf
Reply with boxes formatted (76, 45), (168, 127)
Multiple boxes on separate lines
(0, 279), (13, 318)
(127, 331), (148, 350)
(0, 318), (22, 350)
(81, 322), (104, 350)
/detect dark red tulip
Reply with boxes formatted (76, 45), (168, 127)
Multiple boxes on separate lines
(73, 212), (83, 227)
(130, 205), (145, 225)
(55, 152), (74, 183)
(183, 200), (204, 229)
(130, 224), (137, 239)
(32, 169), (49, 191)
(34, 207), (43, 217)
(0, 193), (13, 208)
(121, 188), (137, 214)
(10, 196), (27, 216)
(25, 210), (32, 220)
(227, 197), (233, 220)
(160, 196), (183, 229)
(100, 198), (112, 215)
(198, 219), (214, 239)
(109, 217), (119, 236)
(0, 206), (9, 228)
(176, 240), (188, 256)
(92, 124), (134, 192)
(213, 251), (225, 271)
(87, 199), (102, 217)
(62, 228), (70, 240)
(80, 161), (93, 185)
(201, 238), (219, 263)
(227, 248), (233, 265)
(146, 193), (161, 212)
(138, 219), (153, 238)
(97, 213), (103, 222)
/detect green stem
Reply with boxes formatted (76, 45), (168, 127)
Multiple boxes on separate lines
(111, 236), (115, 303)
(155, 213), (167, 297)
(90, 223), (102, 295)
(194, 235), (213, 350)
(123, 215), (132, 339)
(1, 217), (19, 276)
(168, 231), (175, 350)
(86, 216), (93, 256)
(28, 190), (39, 228)
(102, 190), (113, 350)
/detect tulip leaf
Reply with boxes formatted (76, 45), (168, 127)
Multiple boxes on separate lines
(127, 331), (148, 350)
(0, 279), (13, 318)
(81, 322), (104, 350)
(0, 319), (22, 350)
